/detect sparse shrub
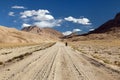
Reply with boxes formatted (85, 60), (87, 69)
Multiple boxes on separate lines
(92, 55), (101, 59)
(7, 54), (24, 63)
(94, 51), (98, 54)
(6, 69), (10, 71)
(92, 54), (111, 64)
(12, 55), (23, 60)
(103, 59), (110, 64)
(117, 62), (120, 67)
(114, 61), (117, 64)
(114, 61), (120, 67)
(6, 43), (56, 63)
(80, 50), (87, 54)
(7, 59), (12, 62)
(0, 61), (3, 65)
(18, 55), (24, 60)
(108, 52), (112, 55)
(24, 52), (32, 56)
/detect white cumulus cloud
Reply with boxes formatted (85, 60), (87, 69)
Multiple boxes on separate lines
(64, 16), (91, 25)
(20, 10), (34, 18)
(20, 9), (54, 20)
(20, 9), (62, 28)
(12, 5), (26, 9)
(22, 23), (31, 28)
(73, 29), (82, 32)
(63, 31), (72, 36)
(89, 28), (95, 31)
(33, 14), (54, 21)
(63, 28), (82, 36)
(34, 19), (62, 28)
(8, 12), (15, 16)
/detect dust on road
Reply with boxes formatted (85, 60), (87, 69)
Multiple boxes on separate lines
(0, 42), (119, 80)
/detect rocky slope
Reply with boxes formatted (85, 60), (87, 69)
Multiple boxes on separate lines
(89, 12), (120, 35)
(22, 26), (63, 40)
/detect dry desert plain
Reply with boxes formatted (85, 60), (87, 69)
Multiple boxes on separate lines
(0, 41), (119, 80)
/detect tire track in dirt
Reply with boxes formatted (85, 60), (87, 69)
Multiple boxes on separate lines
(32, 48), (59, 80)
(61, 46), (88, 80)
(9, 45), (58, 80)
(0, 42), (119, 80)
(64, 46), (118, 80)
(0, 44), (55, 80)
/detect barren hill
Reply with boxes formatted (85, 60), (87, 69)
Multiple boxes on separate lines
(22, 26), (63, 40)
(0, 26), (53, 43)
(89, 12), (120, 35)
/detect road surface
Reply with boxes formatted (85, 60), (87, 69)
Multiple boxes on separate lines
(0, 42), (119, 80)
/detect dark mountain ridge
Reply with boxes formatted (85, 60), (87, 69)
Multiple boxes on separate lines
(63, 12), (120, 41)
(89, 12), (120, 34)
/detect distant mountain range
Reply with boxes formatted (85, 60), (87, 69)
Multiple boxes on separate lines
(63, 13), (120, 41)
(0, 25), (63, 43)
(89, 12), (120, 34)
(0, 26), (52, 43)
(22, 26), (63, 40)
(0, 13), (120, 43)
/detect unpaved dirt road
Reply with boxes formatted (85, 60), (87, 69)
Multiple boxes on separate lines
(0, 42), (119, 80)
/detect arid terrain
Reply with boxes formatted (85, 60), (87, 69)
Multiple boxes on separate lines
(61, 13), (120, 80)
(69, 40), (120, 70)
(0, 42), (119, 80)
(0, 0), (120, 80)
(0, 12), (120, 80)
(0, 26), (58, 43)
(22, 26), (63, 40)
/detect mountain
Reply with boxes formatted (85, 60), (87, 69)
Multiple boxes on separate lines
(63, 13), (120, 41)
(89, 12), (120, 34)
(22, 26), (63, 40)
(0, 26), (52, 43)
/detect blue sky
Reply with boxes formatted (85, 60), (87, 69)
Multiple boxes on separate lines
(0, 0), (120, 35)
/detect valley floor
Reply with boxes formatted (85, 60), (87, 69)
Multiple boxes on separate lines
(0, 42), (119, 80)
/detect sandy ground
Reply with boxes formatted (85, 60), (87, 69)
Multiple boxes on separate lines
(69, 40), (120, 69)
(0, 42), (119, 80)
